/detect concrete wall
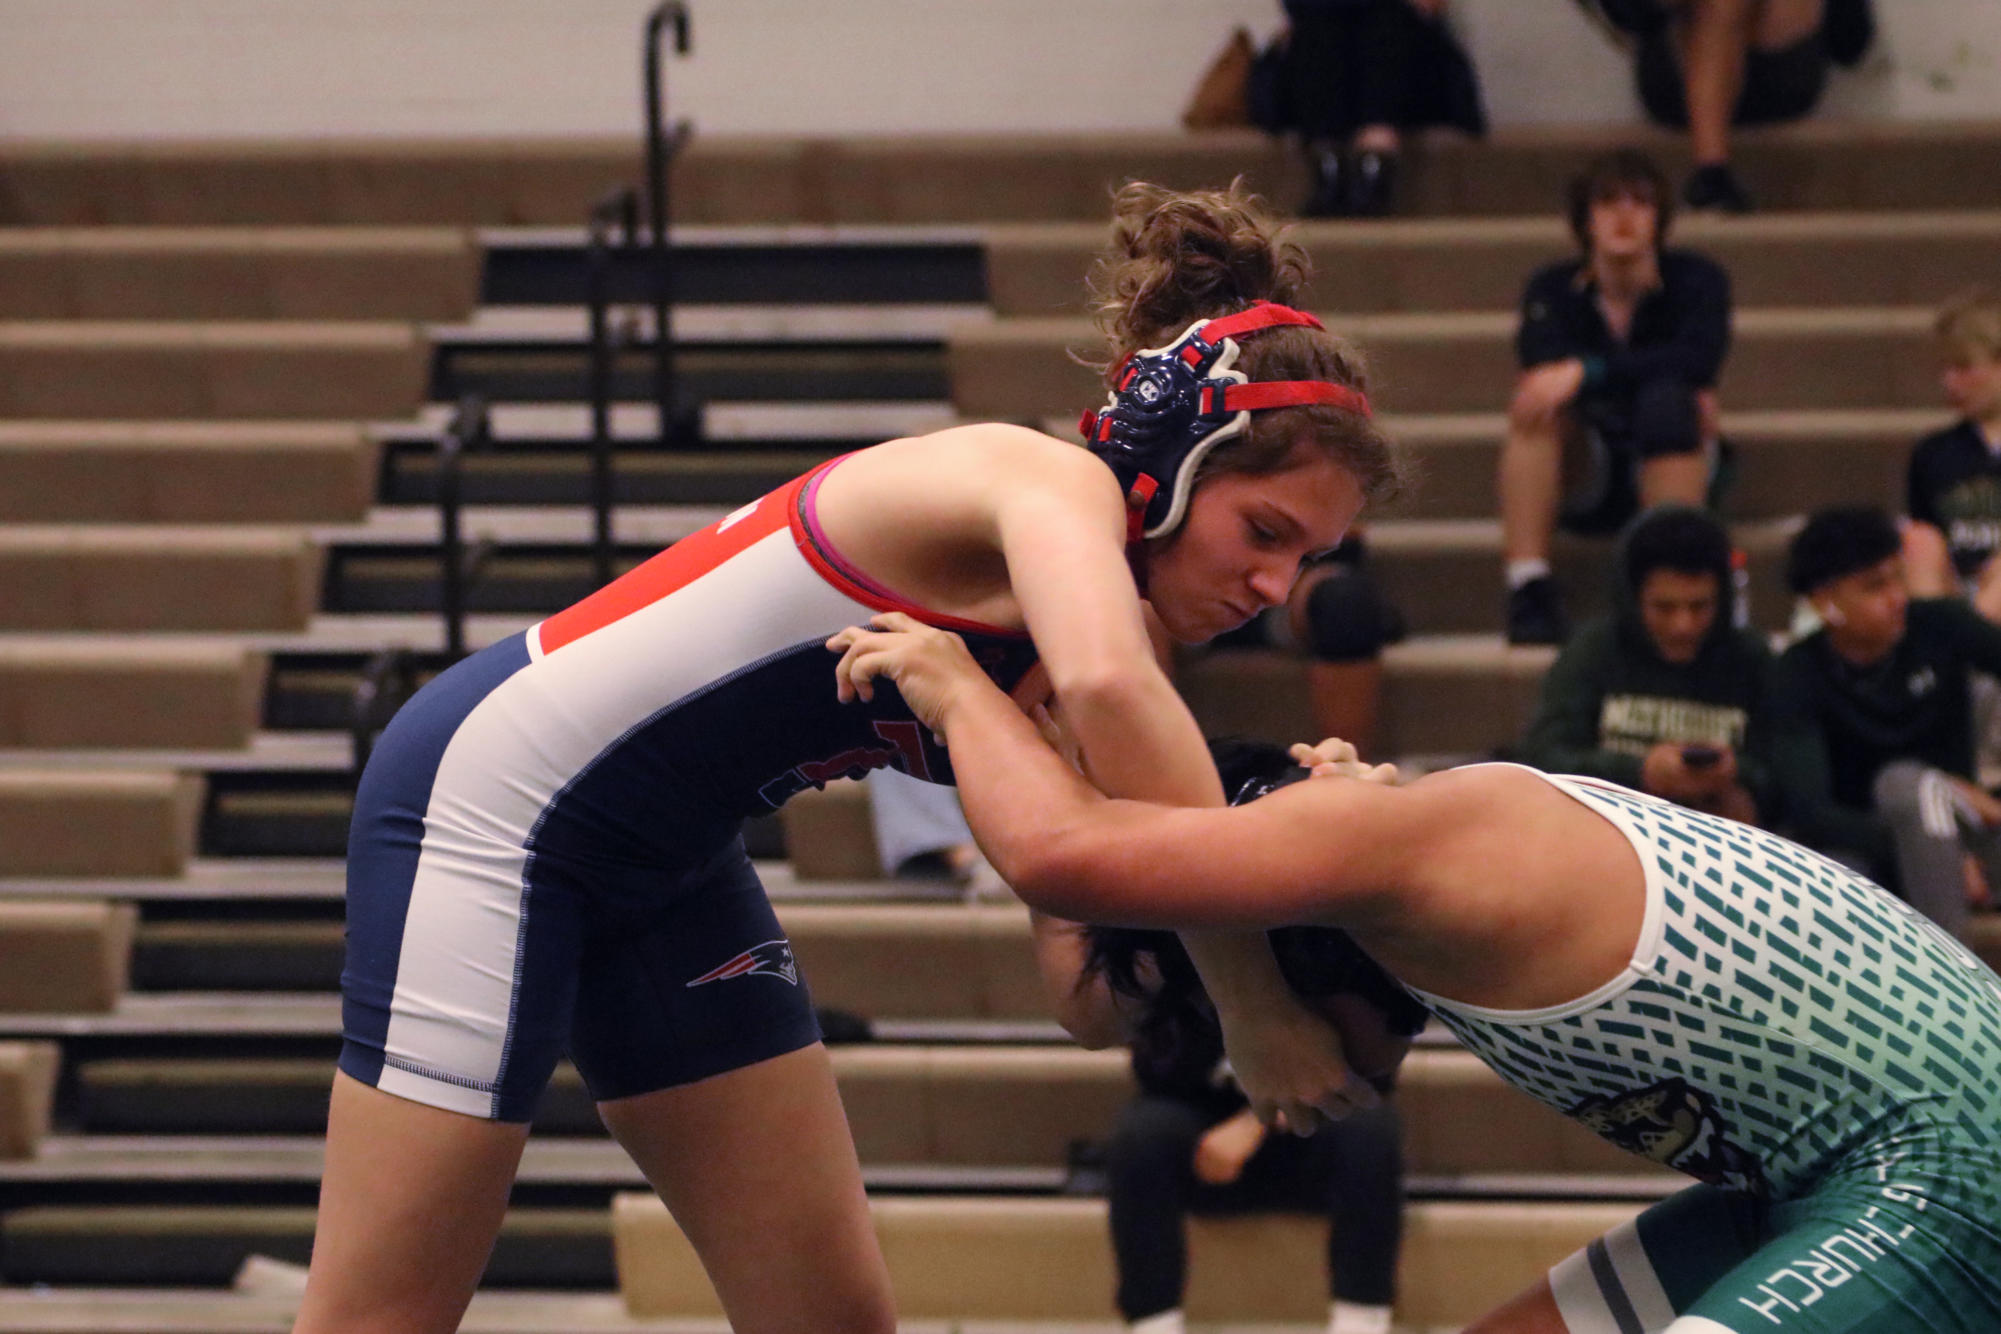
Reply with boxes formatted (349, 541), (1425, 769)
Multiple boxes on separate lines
(0, 0), (1995, 141)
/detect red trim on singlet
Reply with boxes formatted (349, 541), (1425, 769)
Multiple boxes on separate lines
(534, 455), (1031, 655)
(535, 474), (807, 655)
(789, 456), (1029, 641)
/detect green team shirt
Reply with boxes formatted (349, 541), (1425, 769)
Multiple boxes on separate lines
(1406, 765), (2001, 1204)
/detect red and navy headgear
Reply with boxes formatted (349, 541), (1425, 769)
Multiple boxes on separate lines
(1078, 302), (1371, 544)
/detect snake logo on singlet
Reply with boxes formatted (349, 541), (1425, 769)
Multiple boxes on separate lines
(1573, 1076), (1768, 1193)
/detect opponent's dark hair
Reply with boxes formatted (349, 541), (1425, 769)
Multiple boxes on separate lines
(1624, 504), (1732, 596)
(1086, 180), (1406, 508)
(1567, 149), (1673, 253)
(1082, 739), (1431, 1050)
(1786, 506), (1903, 596)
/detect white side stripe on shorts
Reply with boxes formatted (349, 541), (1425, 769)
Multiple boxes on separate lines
(1551, 1242), (1631, 1334)
(1602, 1218), (1678, 1329)
(1550, 1222), (1678, 1334)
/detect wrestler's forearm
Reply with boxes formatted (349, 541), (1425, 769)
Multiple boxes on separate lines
(939, 678), (1308, 1023)
(938, 678), (1114, 898)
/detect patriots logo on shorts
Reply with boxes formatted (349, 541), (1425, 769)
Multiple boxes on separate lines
(685, 939), (799, 988)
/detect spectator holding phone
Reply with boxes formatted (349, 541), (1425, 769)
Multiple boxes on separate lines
(1518, 505), (1774, 825)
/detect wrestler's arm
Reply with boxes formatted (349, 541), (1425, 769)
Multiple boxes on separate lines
(937, 666), (1416, 931)
(973, 439), (1372, 1118)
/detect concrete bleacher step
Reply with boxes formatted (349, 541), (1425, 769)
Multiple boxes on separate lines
(950, 308), (1938, 419)
(0, 773), (203, 878)
(0, 322), (428, 420)
(1182, 639), (1556, 759)
(988, 211), (2001, 317)
(0, 640), (265, 749)
(6, 124), (2001, 226)
(66, 1045), (1133, 1163)
(0, 1205), (610, 1287)
(1365, 518), (1798, 638)
(781, 780), (880, 881)
(482, 223), (988, 309)
(0, 1042), (59, 1158)
(381, 444), (841, 509)
(616, 1192), (1642, 1326)
(0, 422), (377, 523)
(0, 1288), (742, 1334)
(0, 527), (322, 632)
(1380, 408), (1926, 524)
(0, 901), (135, 1011)
(0, 227), (481, 322)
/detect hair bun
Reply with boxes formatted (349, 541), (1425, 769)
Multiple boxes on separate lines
(1091, 179), (1310, 377)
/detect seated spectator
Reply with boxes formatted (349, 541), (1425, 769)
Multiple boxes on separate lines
(1500, 150), (1732, 645)
(1904, 286), (2001, 622)
(1584, 0), (1874, 212)
(1770, 507), (2001, 939)
(1210, 531), (1406, 758)
(1281, 0), (1486, 217)
(1028, 744), (1405, 1334)
(1518, 505), (1774, 825)
(1904, 287), (2001, 788)
(864, 767), (1004, 898)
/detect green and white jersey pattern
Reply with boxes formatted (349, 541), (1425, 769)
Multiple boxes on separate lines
(1408, 765), (2001, 1201)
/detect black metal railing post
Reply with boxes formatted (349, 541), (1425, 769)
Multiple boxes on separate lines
(644, 1), (695, 448)
(587, 187), (639, 590)
(437, 395), (489, 662)
(350, 648), (412, 775)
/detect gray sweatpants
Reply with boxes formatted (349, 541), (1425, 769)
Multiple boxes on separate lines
(1871, 759), (2001, 940)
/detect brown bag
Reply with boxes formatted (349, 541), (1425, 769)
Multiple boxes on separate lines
(1182, 27), (1255, 130)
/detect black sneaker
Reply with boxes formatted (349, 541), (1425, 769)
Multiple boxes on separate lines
(1346, 149), (1399, 218)
(1303, 144), (1348, 218)
(1506, 575), (1570, 646)
(1682, 164), (1754, 215)
(1824, 0), (1875, 67)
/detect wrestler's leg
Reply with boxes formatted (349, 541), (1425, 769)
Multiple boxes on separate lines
(599, 1046), (896, 1334)
(293, 1074), (528, 1334)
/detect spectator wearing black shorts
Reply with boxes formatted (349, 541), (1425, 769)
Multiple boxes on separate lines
(1210, 531), (1406, 759)
(1585, 0), (1874, 212)
(1500, 150), (1732, 645)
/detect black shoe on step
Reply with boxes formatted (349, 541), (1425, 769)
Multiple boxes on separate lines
(1346, 149), (1398, 218)
(1506, 575), (1571, 646)
(1682, 163), (1754, 214)
(1303, 144), (1348, 218)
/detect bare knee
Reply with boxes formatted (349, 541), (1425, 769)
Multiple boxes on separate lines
(1901, 520), (1956, 596)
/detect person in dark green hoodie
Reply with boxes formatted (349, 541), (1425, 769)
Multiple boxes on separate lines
(1518, 504), (1775, 825)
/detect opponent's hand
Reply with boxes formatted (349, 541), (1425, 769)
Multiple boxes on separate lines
(1193, 1109), (1267, 1186)
(1950, 777), (2001, 829)
(1219, 994), (1380, 1134)
(825, 613), (981, 732)
(1288, 738), (1399, 786)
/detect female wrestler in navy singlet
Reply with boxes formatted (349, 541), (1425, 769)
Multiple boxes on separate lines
(295, 180), (1402, 1334)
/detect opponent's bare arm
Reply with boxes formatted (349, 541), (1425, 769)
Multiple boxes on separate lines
(829, 615), (1425, 930)
(969, 433), (1372, 1124)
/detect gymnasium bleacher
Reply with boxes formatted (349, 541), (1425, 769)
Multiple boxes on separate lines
(4, 103), (2001, 1334)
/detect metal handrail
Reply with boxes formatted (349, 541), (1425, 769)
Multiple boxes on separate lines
(437, 395), (490, 661)
(643, 1), (696, 448)
(587, 187), (640, 590)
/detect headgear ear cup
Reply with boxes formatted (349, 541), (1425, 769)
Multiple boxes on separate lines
(1083, 302), (1370, 542)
